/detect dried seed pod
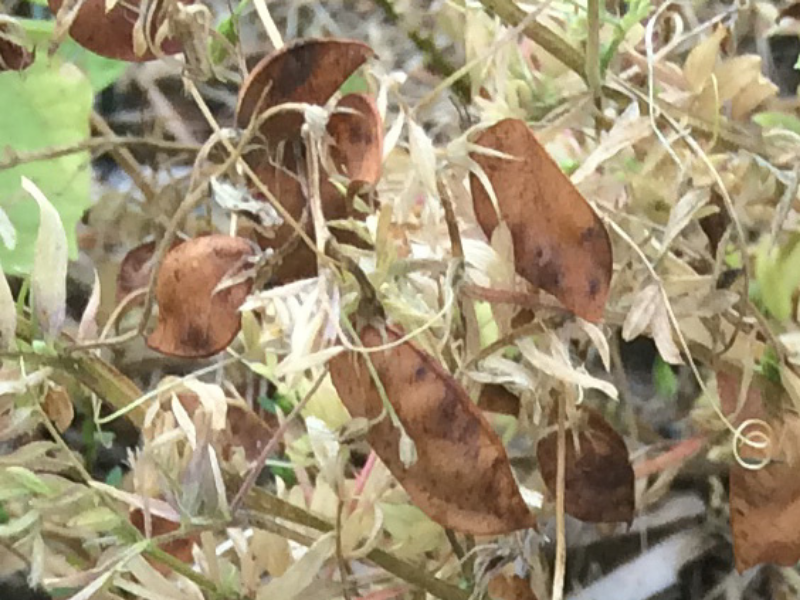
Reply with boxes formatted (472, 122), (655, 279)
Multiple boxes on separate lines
(147, 235), (254, 358)
(330, 325), (535, 535)
(470, 119), (613, 322)
(236, 38), (374, 143)
(48, 0), (186, 61)
(0, 23), (34, 72)
(327, 93), (383, 195)
(537, 406), (634, 524)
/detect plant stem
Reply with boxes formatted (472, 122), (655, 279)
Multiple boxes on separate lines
(243, 487), (470, 600)
(586, 0), (602, 100)
(477, 0), (586, 78)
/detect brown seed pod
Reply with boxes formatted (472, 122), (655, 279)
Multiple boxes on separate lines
(48, 0), (186, 62)
(0, 23), (34, 72)
(330, 325), (535, 535)
(117, 239), (182, 304)
(470, 119), (613, 322)
(537, 406), (634, 524)
(327, 93), (383, 195)
(236, 38), (374, 144)
(147, 235), (254, 358)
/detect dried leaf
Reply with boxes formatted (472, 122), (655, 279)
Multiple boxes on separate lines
(77, 269), (101, 342)
(256, 533), (336, 600)
(683, 25), (727, 93)
(0, 267), (16, 351)
(147, 235), (255, 358)
(236, 38), (373, 142)
(48, 0), (185, 61)
(42, 384), (74, 433)
(408, 119), (438, 197)
(327, 93), (383, 194)
(622, 284), (659, 341)
(329, 325), (535, 535)
(537, 406), (634, 523)
(469, 119), (613, 322)
(23, 177), (67, 339)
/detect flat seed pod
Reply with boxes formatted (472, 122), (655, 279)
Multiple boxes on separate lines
(537, 406), (634, 523)
(236, 38), (374, 142)
(250, 156), (364, 284)
(717, 370), (800, 572)
(147, 235), (254, 358)
(0, 24), (34, 72)
(327, 93), (383, 194)
(48, 0), (185, 62)
(117, 239), (182, 303)
(469, 119), (613, 322)
(329, 325), (535, 535)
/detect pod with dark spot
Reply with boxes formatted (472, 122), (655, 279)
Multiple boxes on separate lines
(48, 0), (187, 62)
(147, 235), (254, 358)
(236, 38), (374, 144)
(537, 406), (634, 524)
(330, 325), (535, 535)
(469, 119), (613, 322)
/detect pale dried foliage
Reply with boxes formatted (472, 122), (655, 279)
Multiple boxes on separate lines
(2, 0), (800, 598)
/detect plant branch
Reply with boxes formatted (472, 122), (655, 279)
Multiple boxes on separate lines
(243, 487), (470, 600)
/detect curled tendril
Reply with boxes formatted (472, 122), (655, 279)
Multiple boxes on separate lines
(733, 418), (774, 471)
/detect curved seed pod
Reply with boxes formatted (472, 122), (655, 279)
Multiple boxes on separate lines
(48, 0), (185, 62)
(330, 325), (535, 535)
(537, 406), (634, 524)
(147, 235), (254, 358)
(470, 119), (613, 322)
(327, 93), (383, 195)
(236, 38), (374, 143)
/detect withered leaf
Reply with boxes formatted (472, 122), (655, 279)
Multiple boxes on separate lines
(48, 0), (185, 61)
(537, 406), (634, 523)
(718, 370), (800, 572)
(147, 235), (254, 358)
(329, 325), (535, 535)
(469, 119), (613, 322)
(327, 93), (383, 195)
(42, 384), (74, 433)
(236, 38), (374, 143)
(175, 391), (278, 462)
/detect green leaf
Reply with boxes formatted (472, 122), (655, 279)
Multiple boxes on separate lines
(753, 111), (800, 136)
(105, 465), (124, 487)
(0, 56), (93, 275)
(652, 355), (678, 398)
(755, 234), (800, 322)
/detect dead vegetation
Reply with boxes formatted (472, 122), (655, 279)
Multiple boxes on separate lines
(2, 0), (800, 599)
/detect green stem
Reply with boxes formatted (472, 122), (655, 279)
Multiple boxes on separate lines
(12, 315), (144, 426)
